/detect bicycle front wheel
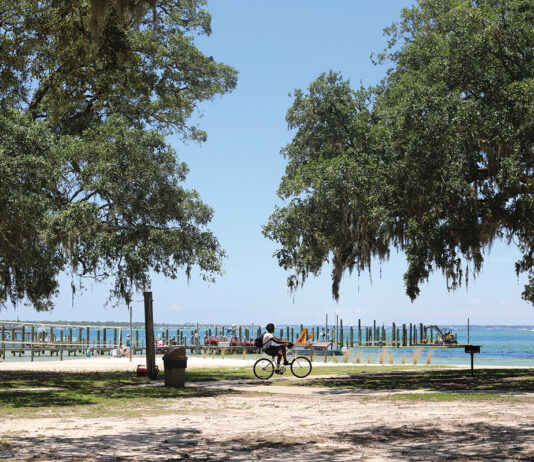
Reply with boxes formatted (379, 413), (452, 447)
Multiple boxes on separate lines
(291, 356), (312, 378)
(253, 358), (275, 380)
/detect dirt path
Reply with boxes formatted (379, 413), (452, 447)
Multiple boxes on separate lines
(2, 380), (534, 461)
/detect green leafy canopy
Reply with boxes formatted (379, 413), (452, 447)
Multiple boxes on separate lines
(0, 0), (237, 310)
(264, 0), (534, 305)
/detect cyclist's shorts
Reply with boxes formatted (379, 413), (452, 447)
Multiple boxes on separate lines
(264, 346), (282, 357)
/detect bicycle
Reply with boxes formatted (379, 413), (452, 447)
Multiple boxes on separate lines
(253, 346), (312, 380)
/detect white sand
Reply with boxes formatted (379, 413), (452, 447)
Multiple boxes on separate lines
(2, 356), (534, 460)
(0, 355), (410, 372)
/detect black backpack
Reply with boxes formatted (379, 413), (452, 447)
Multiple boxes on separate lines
(254, 334), (264, 349)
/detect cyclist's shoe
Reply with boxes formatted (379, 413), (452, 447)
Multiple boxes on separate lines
(283, 360), (290, 366)
(274, 369), (283, 374)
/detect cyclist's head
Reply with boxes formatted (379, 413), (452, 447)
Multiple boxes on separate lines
(266, 323), (275, 333)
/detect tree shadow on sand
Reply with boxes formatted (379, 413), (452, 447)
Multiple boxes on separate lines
(300, 369), (534, 392)
(2, 421), (534, 461)
(335, 421), (534, 461)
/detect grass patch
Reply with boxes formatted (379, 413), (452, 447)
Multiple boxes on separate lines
(293, 368), (534, 392)
(383, 392), (533, 403)
(0, 370), (241, 419)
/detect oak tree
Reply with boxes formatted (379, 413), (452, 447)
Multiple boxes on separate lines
(264, 0), (534, 305)
(0, 0), (237, 310)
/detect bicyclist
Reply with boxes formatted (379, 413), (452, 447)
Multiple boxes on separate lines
(262, 323), (293, 371)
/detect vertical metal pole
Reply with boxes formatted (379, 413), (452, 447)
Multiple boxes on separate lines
(144, 292), (157, 379)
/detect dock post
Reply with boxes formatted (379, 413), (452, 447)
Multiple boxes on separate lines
(68, 328), (72, 356)
(31, 326), (35, 362)
(409, 323), (412, 346)
(403, 324), (407, 346)
(392, 322), (396, 346)
(136, 330), (139, 352)
(60, 329), (63, 361)
(97, 330), (101, 354)
(239, 326), (242, 342)
(1, 325), (5, 360)
(286, 326), (290, 340)
(340, 319), (343, 348)
(373, 320), (376, 346)
(420, 323), (423, 342)
(358, 319), (361, 346)
(350, 326), (353, 347)
(114, 329), (118, 349)
(291, 327), (294, 342)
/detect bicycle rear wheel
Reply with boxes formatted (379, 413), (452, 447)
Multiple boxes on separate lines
(290, 356), (312, 378)
(253, 358), (275, 380)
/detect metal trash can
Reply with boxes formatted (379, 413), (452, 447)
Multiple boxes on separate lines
(163, 346), (187, 387)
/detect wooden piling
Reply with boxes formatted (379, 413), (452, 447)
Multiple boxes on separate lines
(340, 319), (344, 348)
(60, 329), (64, 360)
(144, 291), (157, 380)
(1, 325), (5, 360)
(409, 323), (412, 346)
(30, 325), (35, 362)
(358, 319), (361, 346)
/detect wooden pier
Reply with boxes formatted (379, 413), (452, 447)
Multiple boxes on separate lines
(0, 318), (466, 362)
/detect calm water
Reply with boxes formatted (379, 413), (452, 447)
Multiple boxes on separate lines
(2, 324), (533, 367)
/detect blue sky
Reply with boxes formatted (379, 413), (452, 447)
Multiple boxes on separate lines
(3, 1), (533, 326)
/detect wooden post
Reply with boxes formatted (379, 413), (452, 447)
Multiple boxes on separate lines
(1, 325), (5, 360)
(420, 323), (424, 342)
(60, 329), (64, 361)
(31, 325), (35, 362)
(136, 330), (139, 351)
(403, 324), (407, 346)
(340, 319), (343, 348)
(350, 326), (354, 347)
(392, 322), (396, 346)
(358, 319), (361, 346)
(144, 291), (157, 380)
(67, 328), (72, 356)
(114, 328), (118, 349)
(409, 323), (412, 346)
(291, 327), (294, 342)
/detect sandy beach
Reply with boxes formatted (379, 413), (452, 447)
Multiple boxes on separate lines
(1, 356), (533, 461)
